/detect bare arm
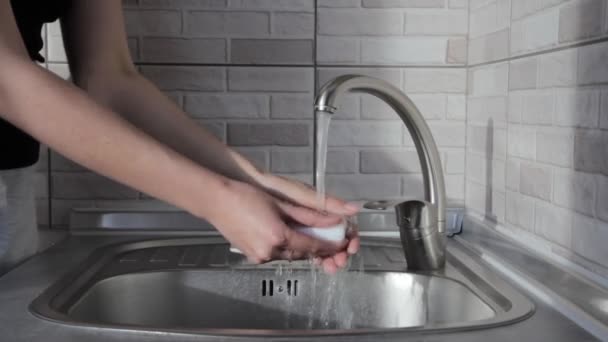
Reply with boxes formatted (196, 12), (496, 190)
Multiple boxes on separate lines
(0, 1), (228, 219)
(60, 1), (358, 219)
(60, 1), (259, 185)
(0, 0), (346, 266)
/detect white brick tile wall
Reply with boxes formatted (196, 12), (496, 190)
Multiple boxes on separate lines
(554, 88), (600, 128)
(572, 213), (608, 266)
(317, 2), (468, 66)
(404, 68), (467, 93)
(227, 123), (310, 146)
(186, 12), (270, 36)
(536, 127), (574, 166)
(521, 90), (554, 125)
(232, 39), (314, 65)
(447, 37), (468, 64)
(469, 63), (509, 96)
(601, 89), (608, 129)
(124, 10), (182, 36)
(553, 168), (596, 216)
(140, 0), (227, 8)
(597, 175), (608, 222)
(185, 94), (270, 118)
(326, 150), (359, 174)
(506, 158), (520, 190)
(52, 173), (139, 200)
(520, 162), (553, 201)
(508, 92), (523, 123)
(469, 0), (510, 38)
(140, 66), (226, 91)
(468, 28), (509, 64)
(506, 190), (535, 231)
(445, 149), (466, 174)
(273, 12), (314, 36)
(228, 68), (312, 92)
(534, 200), (572, 247)
(140, 38), (227, 63)
(511, 8), (560, 54)
(508, 125), (537, 160)
(447, 95), (467, 120)
(361, 38), (449, 65)
(318, 10), (404, 36)
(467, 96), (508, 126)
(573, 129), (608, 174)
(467, 125), (507, 159)
(316, 37), (359, 64)
(318, 0), (361, 8)
(538, 48), (578, 88)
(228, 0), (313, 11)
(326, 175), (402, 200)
(270, 150), (312, 173)
(402, 174), (425, 198)
(509, 57), (538, 90)
(449, 0), (469, 8)
(558, 0), (605, 43)
(466, 1), (608, 277)
(270, 94), (313, 119)
(578, 41), (608, 85)
(360, 149), (422, 174)
(405, 11), (468, 35)
(511, 0), (567, 20)
(362, 0), (445, 8)
(328, 121), (403, 146)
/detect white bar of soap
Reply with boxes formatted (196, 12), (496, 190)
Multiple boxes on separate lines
(230, 220), (347, 254)
(291, 220), (347, 242)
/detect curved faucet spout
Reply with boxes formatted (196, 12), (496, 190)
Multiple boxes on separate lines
(315, 75), (447, 270)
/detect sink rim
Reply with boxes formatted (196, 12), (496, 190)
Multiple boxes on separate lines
(29, 237), (535, 337)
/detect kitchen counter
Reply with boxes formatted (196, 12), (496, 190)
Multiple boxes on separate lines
(0, 215), (606, 341)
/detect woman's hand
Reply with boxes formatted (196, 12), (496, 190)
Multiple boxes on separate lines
(207, 180), (350, 265)
(256, 173), (361, 273)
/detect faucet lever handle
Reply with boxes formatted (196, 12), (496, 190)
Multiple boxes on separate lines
(394, 200), (445, 271)
(395, 200), (437, 229)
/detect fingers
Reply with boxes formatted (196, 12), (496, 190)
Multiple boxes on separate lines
(322, 258), (339, 275)
(277, 201), (342, 227)
(266, 175), (359, 216)
(323, 195), (359, 216)
(343, 219), (360, 255)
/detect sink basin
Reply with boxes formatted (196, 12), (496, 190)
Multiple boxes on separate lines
(31, 237), (534, 336)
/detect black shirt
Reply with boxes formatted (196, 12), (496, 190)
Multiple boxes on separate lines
(1, 1), (72, 170)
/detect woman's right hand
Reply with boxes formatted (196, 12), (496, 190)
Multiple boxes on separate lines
(206, 180), (348, 264)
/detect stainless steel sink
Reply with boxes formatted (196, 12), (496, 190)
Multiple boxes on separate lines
(30, 237), (534, 337)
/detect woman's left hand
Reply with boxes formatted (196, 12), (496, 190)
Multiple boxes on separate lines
(257, 173), (361, 274)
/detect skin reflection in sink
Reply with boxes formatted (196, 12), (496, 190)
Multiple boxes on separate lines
(68, 269), (495, 330)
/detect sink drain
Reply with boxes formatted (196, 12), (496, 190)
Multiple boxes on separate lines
(262, 279), (298, 297)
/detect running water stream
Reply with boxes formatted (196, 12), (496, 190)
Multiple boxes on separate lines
(315, 111), (333, 212)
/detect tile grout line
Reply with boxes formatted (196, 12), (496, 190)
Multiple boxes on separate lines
(463, 0), (472, 213)
(469, 34), (608, 68)
(131, 62), (467, 69)
(312, 0), (318, 187)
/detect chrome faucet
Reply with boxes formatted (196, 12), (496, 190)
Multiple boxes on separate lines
(315, 75), (447, 270)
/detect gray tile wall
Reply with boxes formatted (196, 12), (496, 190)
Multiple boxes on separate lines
(39, 0), (469, 227)
(466, 0), (608, 277)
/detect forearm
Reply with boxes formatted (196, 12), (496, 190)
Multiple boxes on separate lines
(84, 71), (264, 186)
(0, 56), (230, 219)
